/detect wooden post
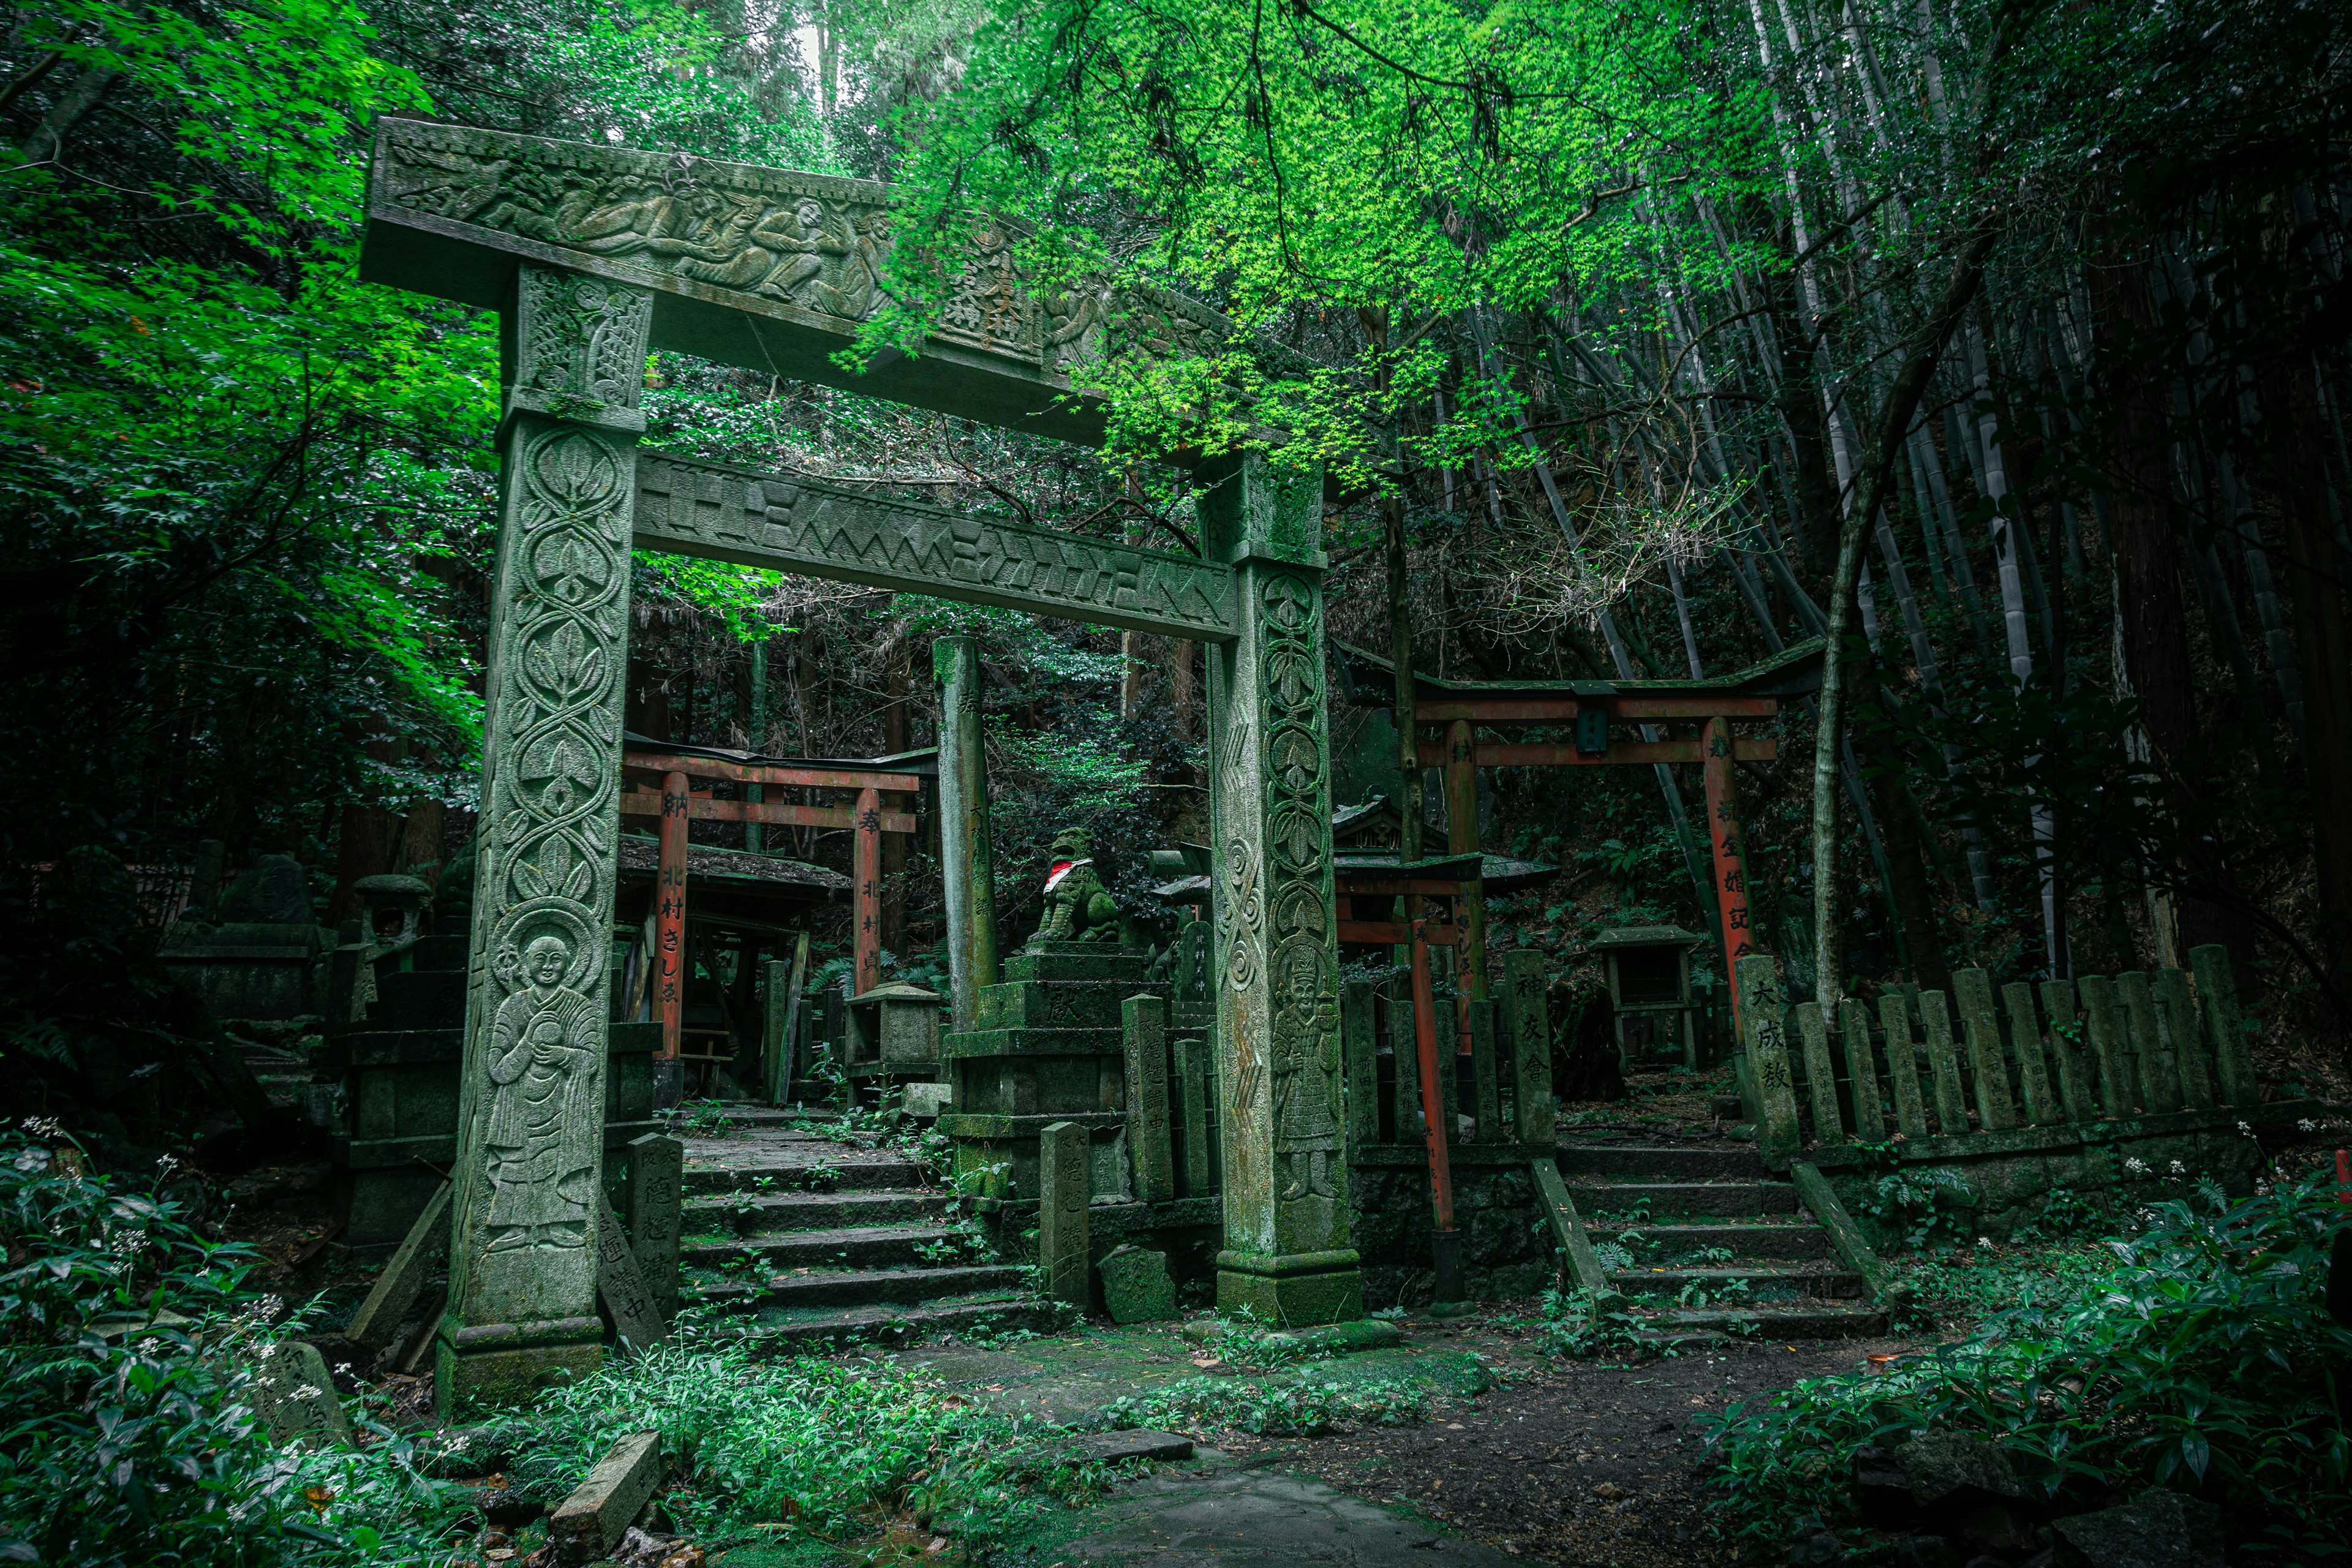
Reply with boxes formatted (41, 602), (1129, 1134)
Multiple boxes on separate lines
(2188, 944), (2256, 1107)
(1839, 998), (1885, 1140)
(1502, 950), (1553, 1144)
(1443, 718), (1488, 1000)
(657, 769), (689, 1064)
(2001, 980), (2059, 1126)
(1702, 715), (1759, 1041)
(1122, 995), (1175, 1203)
(745, 640), (766, 854)
(935, 636), (1000, 1036)
(1793, 1001), (1842, 1140)
(1951, 967), (2018, 1131)
(853, 783), (881, 996)
(764, 934), (809, 1106)
(1877, 993), (1930, 1138)
(1341, 980), (1379, 1153)
(2076, 974), (2133, 1115)
(1917, 989), (1970, 1134)
(1411, 917), (1462, 1301)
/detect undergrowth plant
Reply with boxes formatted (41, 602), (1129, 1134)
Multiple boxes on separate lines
(1098, 1372), (1428, 1437)
(1701, 1176), (2352, 1559)
(1533, 1286), (1679, 1362)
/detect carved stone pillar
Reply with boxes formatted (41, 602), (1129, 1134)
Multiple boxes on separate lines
(437, 265), (651, 1414)
(1201, 453), (1361, 1326)
(935, 636), (999, 1038)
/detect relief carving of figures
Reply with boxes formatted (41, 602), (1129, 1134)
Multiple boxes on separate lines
(481, 934), (602, 1251)
(1269, 935), (1340, 1203)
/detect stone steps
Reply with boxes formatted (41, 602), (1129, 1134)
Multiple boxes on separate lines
(682, 1223), (971, 1272)
(1566, 1178), (1800, 1218)
(682, 1189), (957, 1234)
(674, 1117), (1052, 1349)
(1558, 1136), (1883, 1339)
(714, 1290), (1059, 1352)
(1585, 1219), (1833, 1261)
(692, 1261), (1031, 1311)
(1607, 1262), (1864, 1301)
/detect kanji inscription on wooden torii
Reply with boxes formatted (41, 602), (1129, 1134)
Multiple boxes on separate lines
(633, 450), (1235, 640)
(364, 119), (1359, 1417)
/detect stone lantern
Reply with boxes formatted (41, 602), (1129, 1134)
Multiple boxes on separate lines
(1593, 926), (1706, 1070)
(845, 980), (944, 1096)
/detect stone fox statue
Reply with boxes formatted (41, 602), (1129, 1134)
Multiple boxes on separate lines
(1025, 827), (1119, 949)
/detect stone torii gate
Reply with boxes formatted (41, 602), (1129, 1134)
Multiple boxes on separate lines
(358, 118), (1357, 1410)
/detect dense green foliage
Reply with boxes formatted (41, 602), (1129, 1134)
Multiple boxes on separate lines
(1702, 1177), (2352, 1558)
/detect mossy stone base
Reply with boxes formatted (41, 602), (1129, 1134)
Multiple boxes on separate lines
(1215, 1248), (1363, 1327)
(434, 1329), (603, 1415)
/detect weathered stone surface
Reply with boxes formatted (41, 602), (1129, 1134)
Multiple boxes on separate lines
(596, 1199), (666, 1351)
(1894, 1430), (2027, 1509)
(2189, 944), (2255, 1107)
(1078, 1428), (1194, 1464)
(1839, 998), (1884, 1140)
(1204, 454), (1359, 1327)
(625, 1133), (684, 1322)
(1737, 956), (1801, 1165)
(2002, 979), (2059, 1126)
(438, 265), (651, 1415)
(219, 854), (313, 924)
(249, 1338), (354, 1447)
(1123, 994), (1176, 1204)
(1039, 1120), (1090, 1307)
(1097, 1243), (1177, 1323)
(2078, 973), (2133, 1115)
(1052, 1467), (1522, 1567)
(903, 1080), (952, 1117)
(549, 1428), (662, 1564)
(2051, 1488), (2226, 1568)
(937, 636), (999, 1038)
(1879, 993), (1931, 1138)
(344, 1179), (451, 1350)
(1917, 988), (1972, 1135)
(1951, 968), (2018, 1131)
(1502, 950), (1553, 1145)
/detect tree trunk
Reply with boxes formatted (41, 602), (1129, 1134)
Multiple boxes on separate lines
(880, 638), (911, 958)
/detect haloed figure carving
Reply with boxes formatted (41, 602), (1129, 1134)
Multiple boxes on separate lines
(483, 933), (601, 1253)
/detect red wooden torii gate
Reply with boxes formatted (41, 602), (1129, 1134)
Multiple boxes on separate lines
(1340, 639), (1825, 1039)
(619, 743), (922, 1065)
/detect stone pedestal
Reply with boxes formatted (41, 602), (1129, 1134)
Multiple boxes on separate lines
(939, 943), (1166, 1219)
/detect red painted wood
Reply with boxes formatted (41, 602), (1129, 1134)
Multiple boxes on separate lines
(1411, 917), (1457, 1232)
(623, 750), (924, 794)
(1702, 715), (1758, 1040)
(657, 770), (689, 1061)
(854, 784), (882, 995)
(617, 793), (914, 833)
(1413, 695), (1778, 723)
(1413, 737), (1777, 767)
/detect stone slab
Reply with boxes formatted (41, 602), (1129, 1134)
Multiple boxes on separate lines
(249, 1338), (355, 1447)
(596, 1199), (667, 1351)
(1040, 1120), (1091, 1308)
(1099, 1243), (1178, 1323)
(1080, 1428), (1196, 1464)
(625, 1133), (684, 1322)
(1048, 1468), (1521, 1567)
(549, 1428), (662, 1564)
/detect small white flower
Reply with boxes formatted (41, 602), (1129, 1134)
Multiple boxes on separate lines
(156, 1153), (178, 1172)
(2237, 1121), (2254, 1136)
(258, 1343), (279, 1360)
(21, 1116), (61, 1138)
(137, 1337), (160, 1354)
(292, 1385), (323, 1401)
(2124, 1156), (2149, 1175)
(2169, 1160), (2185, 1176)
(1977, 1236), (1994, 1250)
(2300, 1119), (2317, 1132)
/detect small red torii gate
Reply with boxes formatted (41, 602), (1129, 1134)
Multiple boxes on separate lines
(619, 744), (922, 1065)
(1340, 638), (1825, 1040)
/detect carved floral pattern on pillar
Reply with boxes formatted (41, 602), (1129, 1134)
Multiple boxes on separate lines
(1256, 572), (1344, 1240)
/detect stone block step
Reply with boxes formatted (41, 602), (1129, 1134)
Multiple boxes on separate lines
(682, 1224), (967, 1272)
(681, 1189), (956, 1235)
(718, 1290), (1058, 1352)
(682, 1150), (931, 1194)
(693, 1262), (1031, 1312)
(1635, 1301), (1887, 1338)
(1553, 1142), (1764, 1181)
(1566, 1180), (1799, 1218)
(1609, 1263), (1863, 1302)
(1585, 1221), (1832, 1261)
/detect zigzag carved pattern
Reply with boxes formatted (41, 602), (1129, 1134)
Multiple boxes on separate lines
(631, 450), (1235, 641)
